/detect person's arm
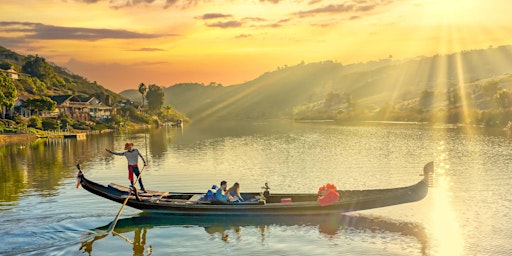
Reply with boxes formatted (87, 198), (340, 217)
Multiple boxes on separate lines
(105, 148), (124, 156)
(137, 149), (147, 166)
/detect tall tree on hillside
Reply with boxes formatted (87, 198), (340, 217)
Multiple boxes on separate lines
(23, 96), (56, 113)
(22, 55), (65, 87)
(482, 80), (501, 99)
(419, 90), (435, 109)
(0, 72), (17, 118)
(22, 55), (53, 81)
(138, 82), (147, 109)
(494, 89), (512, 109)
(447, 88), (460, 109)
(146, 84), (164, 113)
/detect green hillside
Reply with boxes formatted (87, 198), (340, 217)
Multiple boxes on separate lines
(0, 45), (122, 104)
(121, 45), (512, 124)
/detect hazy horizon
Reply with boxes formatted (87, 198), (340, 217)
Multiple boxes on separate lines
(1, 0), (511, 92)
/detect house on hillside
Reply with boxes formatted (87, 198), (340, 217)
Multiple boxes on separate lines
(11, 96), (31, 118)
(117, 99), (134, 107)
(77, 95), (113, 122)
(49, 95), (90, 121)
(0, 68), (29, 80)
(6, 94), (113, 122)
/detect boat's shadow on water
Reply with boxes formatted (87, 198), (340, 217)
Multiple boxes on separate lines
(80, 213), (430, 256)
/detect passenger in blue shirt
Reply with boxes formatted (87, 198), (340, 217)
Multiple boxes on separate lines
(215, 180), (231, 203)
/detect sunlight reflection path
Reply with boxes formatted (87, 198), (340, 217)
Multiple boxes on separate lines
(431, 141), (464, 256)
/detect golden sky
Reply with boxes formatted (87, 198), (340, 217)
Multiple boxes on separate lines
(1, 0), (511, 92)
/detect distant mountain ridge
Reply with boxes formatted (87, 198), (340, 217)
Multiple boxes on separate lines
(116, 45), (511, 120)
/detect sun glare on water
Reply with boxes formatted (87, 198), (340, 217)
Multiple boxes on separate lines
(431, 142), (464, 255)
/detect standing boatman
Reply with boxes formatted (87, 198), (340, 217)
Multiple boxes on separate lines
(106, 142), (148, 193)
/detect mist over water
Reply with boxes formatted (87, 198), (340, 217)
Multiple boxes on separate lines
(1, 120), (511, 255)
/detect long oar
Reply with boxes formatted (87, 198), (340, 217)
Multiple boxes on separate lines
(107, 165), (146, 233)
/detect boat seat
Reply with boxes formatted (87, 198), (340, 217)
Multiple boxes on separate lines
(188, 194), (203, 202)
(108, 183), (130, 192)
(107, 183), (164, 195)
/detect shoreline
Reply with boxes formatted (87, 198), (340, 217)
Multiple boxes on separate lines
(0, 134), (38, 145)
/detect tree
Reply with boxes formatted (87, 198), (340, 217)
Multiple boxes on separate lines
(419, 90), (435, 109)
(146, 84), (164, 113)
(482, 80), (501, 99)
(42, 118), (59, 130)
(22, 55), (65, 87)
(28, 116), (42, 129)
(495, 89), (512, 109)
(22, 55), (52, 81)
(324, 92), (343, 111)
(23, 96), (56, 113)
(138, 82), (147, 109)
(0, 72), (17, 118)
(0, 60), (18, 71)
(159, 105), (175, 122)
(447, 88), (460, 109)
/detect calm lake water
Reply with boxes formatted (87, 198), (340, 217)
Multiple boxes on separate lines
(1, 120), (511, 255)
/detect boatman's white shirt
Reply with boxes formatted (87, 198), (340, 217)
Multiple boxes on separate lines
(110, 149), (146, 165)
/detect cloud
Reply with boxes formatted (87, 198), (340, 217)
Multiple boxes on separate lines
(76, 0), (102, 3)
(71, 0), (208, 9)
(235, 34), (252, 39)
(242, 17), (267, 22)
(259, 0), (281, 3)
(0, 21), (175, 41)
(129, 48), (166, 51)
(308, 0), (323, 5)
(196, 13), (233, 20)
(164, 0), (207, 9)
(201, 15), (284, 29)
(294, 4), (355, 17)
(294, 0), (393, 18)
(206, 20), (243, 28)
(257, 18), (290, 28)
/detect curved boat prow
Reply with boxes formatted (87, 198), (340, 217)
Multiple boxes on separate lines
(423, 161), (434, 186)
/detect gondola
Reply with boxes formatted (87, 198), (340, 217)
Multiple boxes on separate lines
(76, 162), (433, 216)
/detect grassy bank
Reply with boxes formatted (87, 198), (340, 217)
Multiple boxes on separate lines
(0, 134), (38, 145)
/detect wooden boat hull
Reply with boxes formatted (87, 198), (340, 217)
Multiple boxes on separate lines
(77, 162), (433, 216)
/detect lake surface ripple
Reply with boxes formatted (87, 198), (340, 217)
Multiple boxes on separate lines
(1, 121), (511, 255)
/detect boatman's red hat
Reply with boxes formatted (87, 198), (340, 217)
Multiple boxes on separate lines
(124, 142), (134, 150)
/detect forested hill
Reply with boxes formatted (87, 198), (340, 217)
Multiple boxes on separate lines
(119, 45), (512, 120)
(0, 46), (122, 104)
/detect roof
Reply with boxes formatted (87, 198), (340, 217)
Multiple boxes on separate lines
(0, 68), (29, 76)
(49, 95), (74, 105)
(76, 95), (95, 103)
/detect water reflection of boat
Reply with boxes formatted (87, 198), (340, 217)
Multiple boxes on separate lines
(77, 162), (434, 216)
(80, 213), (430, 255)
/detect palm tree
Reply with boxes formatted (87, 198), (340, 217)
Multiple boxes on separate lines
(138, 82), (147, 110)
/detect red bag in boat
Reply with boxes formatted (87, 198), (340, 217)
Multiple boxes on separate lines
(317, 183), (340, 206)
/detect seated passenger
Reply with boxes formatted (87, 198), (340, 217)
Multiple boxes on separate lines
(215, 180), (230, 203)
(226, 182), (244, 202)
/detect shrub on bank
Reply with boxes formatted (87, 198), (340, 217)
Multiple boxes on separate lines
(28, 116), (42, 129)
(42, 118), (59, 130)
(72, 121), (90, 130)
(92, 124), (108, 130)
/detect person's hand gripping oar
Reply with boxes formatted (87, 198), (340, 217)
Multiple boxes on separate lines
(107, 163), (147, 233)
